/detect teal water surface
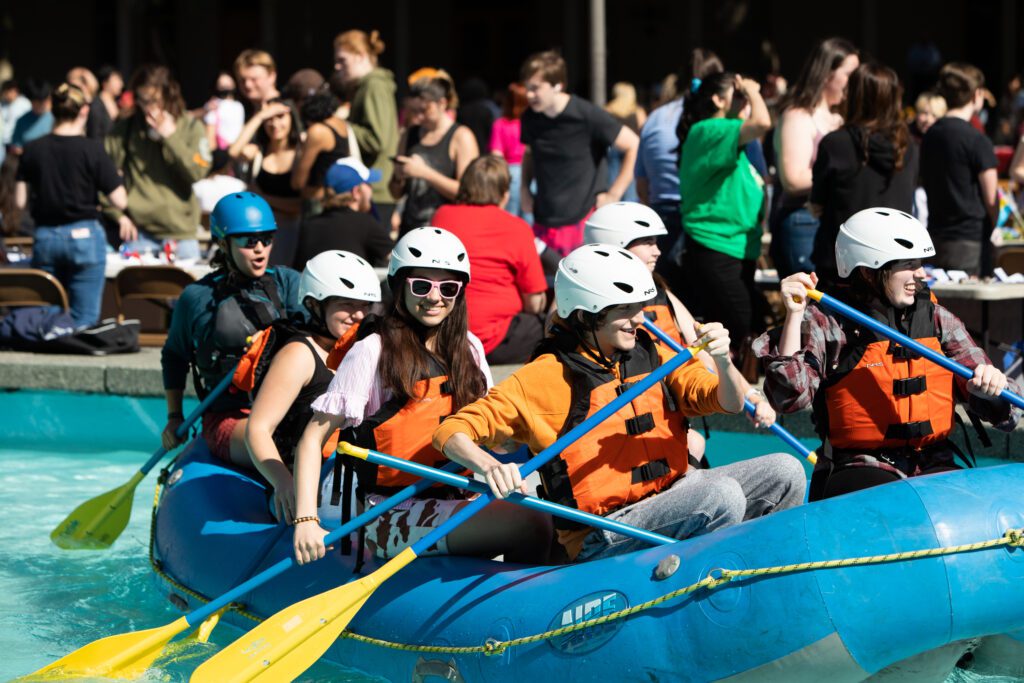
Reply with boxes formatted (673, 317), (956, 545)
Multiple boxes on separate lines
(1, 390), (1021, 681)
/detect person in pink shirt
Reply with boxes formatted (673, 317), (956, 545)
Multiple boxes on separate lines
(489, 83), (529, 220)
(432, 155), (548, 364)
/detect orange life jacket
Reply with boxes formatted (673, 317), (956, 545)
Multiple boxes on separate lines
(819, 293), (955, 452)
(537, 329), (693, 527)
(342, 358), (462, 492)
(643, 288), (682, 346)
(232, 320), (362, 460)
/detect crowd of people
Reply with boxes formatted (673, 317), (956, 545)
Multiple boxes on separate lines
(2, 30), (1024, 568)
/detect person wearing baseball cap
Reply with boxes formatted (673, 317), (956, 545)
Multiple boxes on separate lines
(293, 158), (393, 268)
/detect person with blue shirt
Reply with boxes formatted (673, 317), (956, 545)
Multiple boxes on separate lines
(9, 78), (53, 153)
(161, 192), (304, 467)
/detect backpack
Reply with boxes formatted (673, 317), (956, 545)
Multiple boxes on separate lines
(0, 307), (140, 356)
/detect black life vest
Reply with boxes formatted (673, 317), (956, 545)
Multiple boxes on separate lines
(192, 272), (287, 409)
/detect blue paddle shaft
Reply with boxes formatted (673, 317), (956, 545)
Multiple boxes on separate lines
(184, 460), (466, 627)
(408, 342), (699, 558)
(140, 370), (238, 476)
(640, 319), (815, 460)
(814, 290), (1024, 412)
(360, 448), (675, 546)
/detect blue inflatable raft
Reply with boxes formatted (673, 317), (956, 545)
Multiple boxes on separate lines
(151, 441), (1024, 682)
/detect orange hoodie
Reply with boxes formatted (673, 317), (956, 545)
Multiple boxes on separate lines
(433, 343), (725, 557)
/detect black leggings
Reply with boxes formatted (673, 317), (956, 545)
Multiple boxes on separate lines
(815, 464), (962, 500)
(682, 240), (761, 351)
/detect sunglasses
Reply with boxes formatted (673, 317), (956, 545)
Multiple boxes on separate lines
(406, 277), (463, 300)
(233, 233), (275, 249)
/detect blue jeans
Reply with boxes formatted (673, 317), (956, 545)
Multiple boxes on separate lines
(606, 147), (639, 203)
(504, 163), (534, 224)
(31, 220), (108, 328)
(770, 206), (818, 277)
(123, 228), (201, 261)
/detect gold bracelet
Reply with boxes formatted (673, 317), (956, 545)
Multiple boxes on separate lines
(291, 515), (320, 526)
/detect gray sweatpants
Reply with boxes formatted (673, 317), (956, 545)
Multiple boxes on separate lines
(575, 453), (807, 561)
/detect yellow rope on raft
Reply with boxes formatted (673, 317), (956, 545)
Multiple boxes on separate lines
(148, 474), (1024, 657)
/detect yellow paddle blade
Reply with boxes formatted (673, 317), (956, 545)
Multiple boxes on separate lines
(50, 471), (144, 550)
(191, 547), (418, 683)
(26, 616), (190, 680)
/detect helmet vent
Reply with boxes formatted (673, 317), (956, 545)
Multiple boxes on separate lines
(618, 249), (632, 258)
(594, 250), (610, 257)
(635, 220), (650, 227)
(457, 252), (466, 262)
(339, 277), (354, 289)
(409, 247), (422, 257)
(894, 238), (914, 249)
(336, 252), (347, 259)
(613, 282), (634, 294)
(433, 228), (442, 235)
(874, 210), (890, 216)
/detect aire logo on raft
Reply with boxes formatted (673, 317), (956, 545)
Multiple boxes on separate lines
(547, 590), (629, 654)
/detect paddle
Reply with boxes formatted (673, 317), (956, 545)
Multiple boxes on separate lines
(803, 288), (1024, 411)
(51, 370), (236, 550)
(190, 341), (704, 683)
(640, 319), (818, 465)
(338, 442), (676, 547)
(30, 460), (467, 680)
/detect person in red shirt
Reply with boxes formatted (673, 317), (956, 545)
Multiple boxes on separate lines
(432, 155), (548, 364)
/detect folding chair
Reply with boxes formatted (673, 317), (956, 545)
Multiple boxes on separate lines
(0, 268), (70, 310)
(114, 265), (195, 346)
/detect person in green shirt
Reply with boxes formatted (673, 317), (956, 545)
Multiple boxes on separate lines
(678, 72), (770, 355)
(104, 64), (211, 260)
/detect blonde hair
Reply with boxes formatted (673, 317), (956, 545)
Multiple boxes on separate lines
(333, 30), (386, 65)
(605, 82), (638, 119)
(915, 91), (948, 118)
(234, 49), (276, 75)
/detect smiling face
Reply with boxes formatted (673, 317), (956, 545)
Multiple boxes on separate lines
(881, 259), (925, 308)
(229, 233), (274, 278)
(590, 302), (646, 356)
(626, 237), (661, 273)
(401, 267), (461, 328)
(322, 297), (370, 338)
(263, 106), (291, 141)
(238, 65), (275, 103)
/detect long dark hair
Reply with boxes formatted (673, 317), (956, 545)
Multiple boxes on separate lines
(779, 37), (858, 112)
(378, 270), (487, 410)
(676, 70), (735, 151)
(129, 64), (186, 118)
(844, 63), (910, 172)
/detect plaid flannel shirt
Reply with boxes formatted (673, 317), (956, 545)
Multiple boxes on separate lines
(753, 301), (1021, 433)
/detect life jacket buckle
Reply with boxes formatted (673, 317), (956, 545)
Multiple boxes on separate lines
(625, 412), (656, 435)
(631, 458), (671, 483)
(893, 376), (927, 396)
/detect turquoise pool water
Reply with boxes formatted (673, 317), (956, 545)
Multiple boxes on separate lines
(1, 389), (1020, 681)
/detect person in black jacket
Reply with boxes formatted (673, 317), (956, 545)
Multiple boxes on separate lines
(809, 63), (919, 291)
(293, 159), (394, 268)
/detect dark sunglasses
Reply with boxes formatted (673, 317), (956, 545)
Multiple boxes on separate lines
(406, 277), (463, 299)
(233, 233), (275, 249)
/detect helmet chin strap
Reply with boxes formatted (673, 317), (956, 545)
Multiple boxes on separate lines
(307, 299), (336, 339)
(571, 311), (615, 369)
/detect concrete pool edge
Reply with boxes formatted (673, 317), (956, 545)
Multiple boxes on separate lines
(2, 350), (1023, 460)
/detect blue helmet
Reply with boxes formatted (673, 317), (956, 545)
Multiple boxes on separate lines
(210, 192), (277, 239)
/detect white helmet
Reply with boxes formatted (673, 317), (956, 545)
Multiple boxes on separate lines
(555, 244), (657, 317)
(299, 250), (382, 305)
(388, 226), (471, 281)
(583, 202), (668, 248)
(835, 208), (936, 278)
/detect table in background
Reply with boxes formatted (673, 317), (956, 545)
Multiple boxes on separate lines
(930, 281), (1024, 358)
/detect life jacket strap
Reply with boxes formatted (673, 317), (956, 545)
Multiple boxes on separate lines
(884, 420), (934, 440)
(625, 412), (656, 435)
(631, 458), (671, 484)
(889, 344), (920, 361)
(893, 376), (927, 396)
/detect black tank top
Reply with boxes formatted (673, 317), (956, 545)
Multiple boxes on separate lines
(255, 165), (300, 199)
(271, 335), (335, 464)
(309, 122), (351, 188)
(399, 123), (460, 235)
